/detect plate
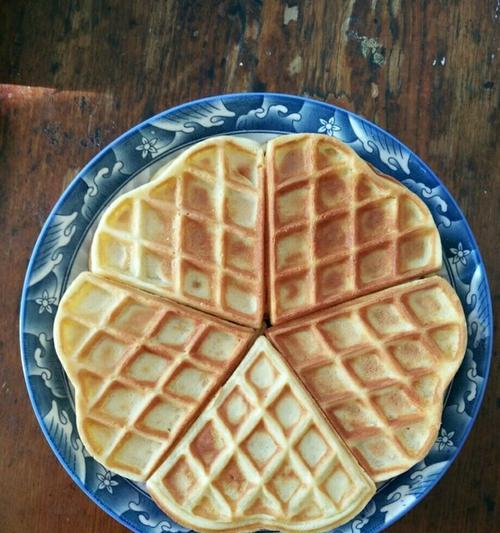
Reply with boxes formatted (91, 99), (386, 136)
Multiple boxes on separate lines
(20, 93), (493, 533)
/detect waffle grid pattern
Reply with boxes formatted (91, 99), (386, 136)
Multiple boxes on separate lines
(147, 337), (374, 532)
(91, 137), (264, 327)
(267, 134), (441, 324)
(55, 273), (254, 481)
(268, 277), (466, 481)
(52, 134), (468, 532)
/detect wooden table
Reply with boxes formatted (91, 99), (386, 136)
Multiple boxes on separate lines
(1, 1), (498, 531)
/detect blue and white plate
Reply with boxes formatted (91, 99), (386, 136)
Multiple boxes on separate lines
(20, 93), (493, 533)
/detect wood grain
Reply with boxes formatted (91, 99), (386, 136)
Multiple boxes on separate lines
(0, 1), (498, 532)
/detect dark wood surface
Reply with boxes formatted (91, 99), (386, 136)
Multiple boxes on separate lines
(0, 1), (498, 532)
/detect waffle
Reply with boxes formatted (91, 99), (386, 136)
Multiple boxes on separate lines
(53, 272), (255, 481)
(147, 336), (375, 533)
(90, 136), (265, 328)
(266, 133), (442, 324)
(267, 276), (467, 481)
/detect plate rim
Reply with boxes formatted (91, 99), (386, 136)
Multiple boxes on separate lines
(19, 91), (494, 533)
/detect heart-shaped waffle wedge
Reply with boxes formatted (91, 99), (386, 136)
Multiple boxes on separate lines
(147, 336), (375, 533)
(267, 276), (466, 481)
(54, 272), (255, 481)
(266, 134), (442, 324)
(90, 136), (265, 328)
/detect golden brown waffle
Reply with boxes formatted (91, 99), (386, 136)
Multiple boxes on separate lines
(266, 133), (442, 324)
(147, 336), (375, 533)
(91, 136), (265, 328)
(54, 272), (255, 481)
(267, 276), (467, 482)
(52, 133), (470, 532)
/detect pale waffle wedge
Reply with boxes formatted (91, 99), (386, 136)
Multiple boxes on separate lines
(90, 136), (265, 328)
(53, 272), (255, 481)
(147, 336), (375, 533)
(267, 133), (442, 324)
(267, 276), (467, 482)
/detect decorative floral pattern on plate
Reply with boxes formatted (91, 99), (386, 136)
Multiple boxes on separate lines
(435, 428), (455, 452)
(20, 93), (492, 533)
(451, 242), (471, 265)
(135, 137), (159, 158)
(97, 469), (120, 495)
(318, 115), (342, 136)
(35, 290), (57, 314)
